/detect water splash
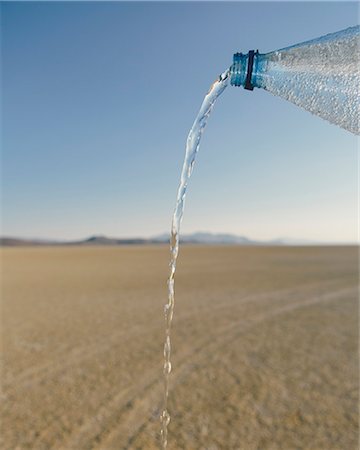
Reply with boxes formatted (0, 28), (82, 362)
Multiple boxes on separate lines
(160, 69), (230, 449)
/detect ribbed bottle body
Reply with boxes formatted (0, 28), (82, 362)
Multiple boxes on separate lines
(231, 26), (360, 134)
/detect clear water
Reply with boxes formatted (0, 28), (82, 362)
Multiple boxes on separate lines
(160, 69), (230, 449)
(158, 25), (359, 449)
(255, 26), (360, 135)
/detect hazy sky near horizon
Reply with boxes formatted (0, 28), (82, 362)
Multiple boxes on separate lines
(2, 1), (358, 242)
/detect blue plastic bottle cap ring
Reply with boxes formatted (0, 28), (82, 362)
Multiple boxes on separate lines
(244, 50), (257, 91)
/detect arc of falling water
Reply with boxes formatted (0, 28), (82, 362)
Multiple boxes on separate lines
(160, 69), (230, 449)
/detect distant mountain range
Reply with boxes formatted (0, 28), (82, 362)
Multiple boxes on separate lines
(0, 232), (335, 247)
(153, 232), (257, 245)
(0, 235), (149, 247)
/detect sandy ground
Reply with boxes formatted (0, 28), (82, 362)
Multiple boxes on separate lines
(1, 245), (358, 449)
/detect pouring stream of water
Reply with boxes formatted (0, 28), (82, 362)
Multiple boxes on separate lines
(160, 69), (230, 449)
(160, 25), (359, 449)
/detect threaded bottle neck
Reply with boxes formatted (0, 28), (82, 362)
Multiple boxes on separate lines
(230, 50), (260, 90)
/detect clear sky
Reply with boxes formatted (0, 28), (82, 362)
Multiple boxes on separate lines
(2, 1), (358, 243)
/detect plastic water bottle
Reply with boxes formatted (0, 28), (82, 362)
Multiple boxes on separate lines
(230, 26), (360, 135)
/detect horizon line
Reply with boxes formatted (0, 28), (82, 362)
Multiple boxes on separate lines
(0, 232), (357, 247)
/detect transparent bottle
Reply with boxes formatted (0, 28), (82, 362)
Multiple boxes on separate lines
(230, 26), (360, 135)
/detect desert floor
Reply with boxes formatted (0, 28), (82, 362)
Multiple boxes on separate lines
(1, 245), (358, 449)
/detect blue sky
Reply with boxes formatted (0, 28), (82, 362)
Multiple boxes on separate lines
(2, 1), (358, 242)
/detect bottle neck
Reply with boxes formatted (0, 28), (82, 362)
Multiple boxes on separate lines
(230, 50), (263, 90)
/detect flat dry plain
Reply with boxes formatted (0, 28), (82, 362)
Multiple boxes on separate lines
(1, 245), (358, 449)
